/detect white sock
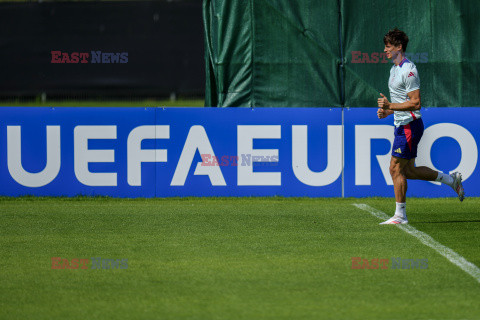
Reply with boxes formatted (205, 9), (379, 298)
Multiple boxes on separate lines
(435, 172), (454, 187)
(395, 202), (406, 219)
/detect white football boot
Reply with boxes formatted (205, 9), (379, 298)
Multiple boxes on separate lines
(379, 215), (408, 225)
(450, 172), (465, 202)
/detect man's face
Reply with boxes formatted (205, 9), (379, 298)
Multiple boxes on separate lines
(384, 42), (403, 60)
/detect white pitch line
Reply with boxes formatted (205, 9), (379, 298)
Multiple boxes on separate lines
(353, 203), (480, 284)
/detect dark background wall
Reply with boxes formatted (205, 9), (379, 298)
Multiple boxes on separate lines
(0, 0), (204, 100)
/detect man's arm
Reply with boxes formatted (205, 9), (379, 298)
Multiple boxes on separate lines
(377, 89), (421, 111)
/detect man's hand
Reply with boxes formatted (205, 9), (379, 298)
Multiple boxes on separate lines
(377, 93), (390, 109)
(377, 108), (388, 119)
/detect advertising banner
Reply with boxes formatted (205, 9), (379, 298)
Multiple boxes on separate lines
(0, 107), (477, 198)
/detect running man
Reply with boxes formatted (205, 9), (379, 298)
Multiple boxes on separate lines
(377, 28), (465, 224)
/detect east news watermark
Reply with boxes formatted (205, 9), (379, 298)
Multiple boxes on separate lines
(351, 257), (428, 269)
(350, 51), (429, 64)
(201, 154), (279, 167)
(51, 51), (128, 64)
(51, 257), (128, 270)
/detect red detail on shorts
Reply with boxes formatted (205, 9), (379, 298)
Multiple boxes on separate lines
(404, 124), (413, 151)
(410, 111), (417, 120)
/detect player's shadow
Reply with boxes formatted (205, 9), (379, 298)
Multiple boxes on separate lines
(414, 220), (480, 224)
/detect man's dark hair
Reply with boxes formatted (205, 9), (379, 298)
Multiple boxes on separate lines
(383, 28), (409, 52)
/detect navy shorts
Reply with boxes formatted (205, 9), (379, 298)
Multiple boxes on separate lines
(392, 118), (424, 160)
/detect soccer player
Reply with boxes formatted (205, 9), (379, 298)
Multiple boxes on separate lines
(377, 28), (465, 225)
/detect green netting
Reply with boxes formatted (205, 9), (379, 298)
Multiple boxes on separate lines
(204, 0), (480, 108)
(204, 0), (341, 107)
(343, 0), (480, 107)
(204, 0), (254, 107)
(252, 0), (341, 108)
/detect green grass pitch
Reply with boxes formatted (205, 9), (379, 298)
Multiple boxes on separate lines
(1, 197), (479, 319)
(0, 98), (205, 108)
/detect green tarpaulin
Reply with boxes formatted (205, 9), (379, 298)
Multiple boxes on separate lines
(204, 0), (480, 108)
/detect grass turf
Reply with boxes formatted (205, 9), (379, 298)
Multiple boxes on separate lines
(0, 197), (479, 319)
(0, 99), (205, 107)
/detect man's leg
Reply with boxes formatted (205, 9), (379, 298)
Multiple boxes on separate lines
(404, 159), (440, 181)
(404, 159), (465, 201)
(380, 156), (410, 224)
(403, 118), (464, 201)
(389, 156), (409, 203)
